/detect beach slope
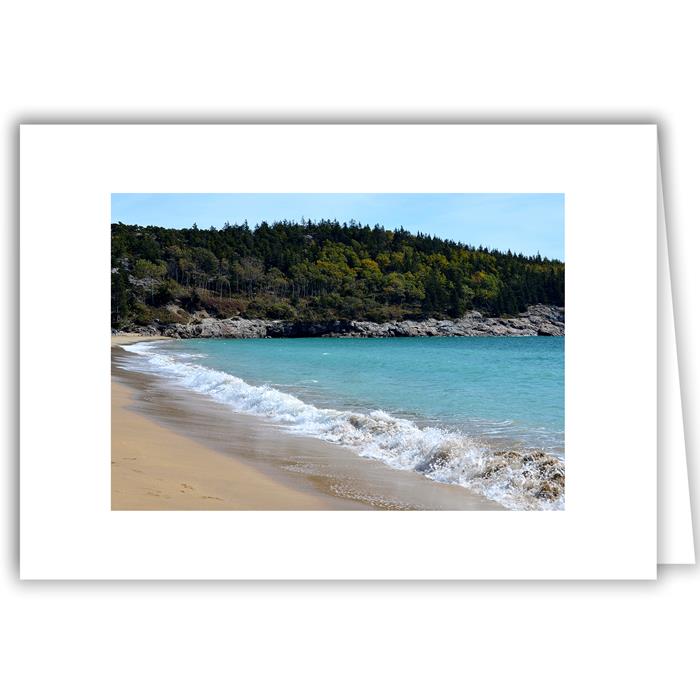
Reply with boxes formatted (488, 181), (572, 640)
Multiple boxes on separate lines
(112, 378), (369, 510)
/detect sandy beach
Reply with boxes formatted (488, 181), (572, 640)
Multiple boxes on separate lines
(112, 338), (367, 509)
(111, 334), (504, 510)
(112, 379), (366, 509)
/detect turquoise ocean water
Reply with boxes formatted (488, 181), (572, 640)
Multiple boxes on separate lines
(121, 336), (564, 509)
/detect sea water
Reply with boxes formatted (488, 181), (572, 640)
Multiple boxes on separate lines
(121, 336), (564, 510)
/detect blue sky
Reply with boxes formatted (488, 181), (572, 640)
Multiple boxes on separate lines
(112, 193), (564, 261)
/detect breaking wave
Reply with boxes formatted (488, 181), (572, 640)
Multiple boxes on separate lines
(120, 341), (564, 510)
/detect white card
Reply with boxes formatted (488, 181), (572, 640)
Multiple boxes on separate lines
(20, 124), (662, 579)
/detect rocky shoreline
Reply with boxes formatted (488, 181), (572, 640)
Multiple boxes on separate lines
(115, 304), (564, 339)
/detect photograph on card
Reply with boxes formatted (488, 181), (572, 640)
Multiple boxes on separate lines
(111, 193), (564, 511)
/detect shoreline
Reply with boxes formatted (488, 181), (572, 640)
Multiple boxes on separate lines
(112, 362), (372, 511)
(113, 333), (374, 509)
(112, 338), (505, 511)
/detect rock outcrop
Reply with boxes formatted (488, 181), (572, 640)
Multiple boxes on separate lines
(115, 305), (564, 339)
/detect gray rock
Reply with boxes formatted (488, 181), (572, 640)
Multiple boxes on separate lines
(537, 322), (563, 337)
(128, 304), (564, 339)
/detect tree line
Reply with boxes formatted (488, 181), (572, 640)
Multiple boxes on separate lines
(111, 219), (564, 328)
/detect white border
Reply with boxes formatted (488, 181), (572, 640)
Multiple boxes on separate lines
(20, 125), (657, 579)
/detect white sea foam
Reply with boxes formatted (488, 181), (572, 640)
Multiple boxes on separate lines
(120, 341), (564, 510)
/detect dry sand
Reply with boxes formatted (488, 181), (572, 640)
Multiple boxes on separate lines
(111, 333), (159, 347)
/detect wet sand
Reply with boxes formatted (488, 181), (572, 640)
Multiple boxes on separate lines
(111, 336), (503, 510)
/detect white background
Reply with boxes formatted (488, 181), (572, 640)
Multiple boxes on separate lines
(2, 1), (698, 698)
(20, 124), (657, 580)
